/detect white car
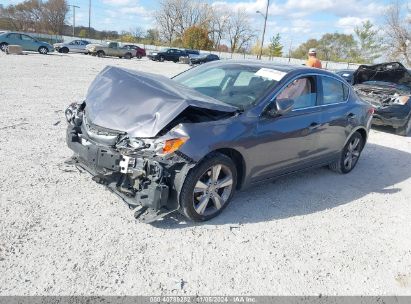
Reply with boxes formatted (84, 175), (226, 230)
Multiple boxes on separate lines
(54, 40), (90, 53)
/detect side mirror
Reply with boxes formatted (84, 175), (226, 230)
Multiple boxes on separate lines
(265, 98), (294, 117)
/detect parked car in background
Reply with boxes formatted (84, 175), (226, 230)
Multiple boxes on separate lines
(0, 32), (53, 54)
(65, 61), (373, 222)
(123, 44), (146, 59)
(335, 69), (355, 84)
(85, 41), (137, 59)
(148, 48), (188, 62)
(54, 40), (90, 53)
(353, 62), (411, 136)
(189, 53), (220, 65)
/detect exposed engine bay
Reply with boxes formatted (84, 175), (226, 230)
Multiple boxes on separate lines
(354, 84), (410, 108)
(64, 66), (238, 222)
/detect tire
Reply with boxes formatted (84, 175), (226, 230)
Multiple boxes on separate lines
(159, 55), (165, 62)
(137, 54), (142, 59)
(0, 42), (8, 52)
(60, 47), (69, 53)
(178, 153), (237, 221)
(38, 46), (48, 55)
(329, 131), (364, 174)
(97, 51), (105, 57)
(124, 53), (132, 59)
(395, 117), (411, 136)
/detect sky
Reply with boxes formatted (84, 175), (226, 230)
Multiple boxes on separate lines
(2, 0), (392, 48)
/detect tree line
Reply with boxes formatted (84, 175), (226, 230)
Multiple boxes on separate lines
(1, 0), (411, 65)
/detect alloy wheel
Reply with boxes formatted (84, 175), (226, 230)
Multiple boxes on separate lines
(39, 47), (48, 54)
(193, 164), (233, 216)
(343, 137), (361, 171)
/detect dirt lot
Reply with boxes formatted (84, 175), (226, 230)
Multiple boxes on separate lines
(0, 52), (411, 296)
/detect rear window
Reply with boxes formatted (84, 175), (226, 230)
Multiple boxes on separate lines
(322, 76), (349, 104)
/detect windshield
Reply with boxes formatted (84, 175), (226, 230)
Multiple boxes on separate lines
(173, 64), (280, 109)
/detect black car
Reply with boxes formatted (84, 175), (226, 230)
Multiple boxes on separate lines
(353, 62), (411, 136)
(148, 48), (189, 62)
(65, 61), (373, 222)
(190, 53), (220, 65)
(335, 69), (355, 84)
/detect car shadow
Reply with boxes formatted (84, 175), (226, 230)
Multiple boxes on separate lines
(151, 143), (411, 229)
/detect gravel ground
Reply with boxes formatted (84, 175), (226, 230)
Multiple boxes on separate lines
(0, 52), (411, 296)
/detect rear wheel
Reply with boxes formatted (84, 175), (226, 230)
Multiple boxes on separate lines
(60, 47), (69, 53)
(179, 153), (237, 221)
(97, 51), (105, 57)
(395, 117), (411, 136)
(159, 55), (165, 62)
(137, 54), (142, 59)
(329, 131), (364, 174)
(0, 42), (9, 52)
(124, 53), (132, 59)
(38, 46), (48, 55)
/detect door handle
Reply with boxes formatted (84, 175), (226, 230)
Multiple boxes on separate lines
(347, 113), (356, 119)
(308, 122), (320, 130)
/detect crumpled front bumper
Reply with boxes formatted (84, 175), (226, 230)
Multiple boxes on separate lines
(66, 126), (177, 222)
(373, 105), (411, 128)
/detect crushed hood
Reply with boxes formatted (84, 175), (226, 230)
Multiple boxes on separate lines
(84, 66), (237, 138)
(353, 62), (411, 89)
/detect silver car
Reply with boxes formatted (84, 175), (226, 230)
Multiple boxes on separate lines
(54, 40), (90, 53)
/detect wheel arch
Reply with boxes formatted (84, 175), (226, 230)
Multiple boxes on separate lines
(344, 126), (368, 148)
(213, 148), (246, 190)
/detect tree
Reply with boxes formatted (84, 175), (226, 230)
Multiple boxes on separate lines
(155, 0), (212, 45)
(384, 1), (411, 66)
(143, 28), (160, 45)
(182, 26), (213, 50)
(354, 20), (381, 63)
(78, 29), (87, 38)
(268, 33), (283, 57)
(226, 9), (256, 53)
(291, 34), (360, 62)
(209, 8), (229, 49)
(41, 0), (68, 34)
(130, 26), (144, 41)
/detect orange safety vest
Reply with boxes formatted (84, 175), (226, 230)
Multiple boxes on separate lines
(306, 57), (322, 69)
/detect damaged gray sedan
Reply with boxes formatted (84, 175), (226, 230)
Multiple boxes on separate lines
(65, 61), (373, 222)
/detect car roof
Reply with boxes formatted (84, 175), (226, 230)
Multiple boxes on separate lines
(204, 59), (338, 77)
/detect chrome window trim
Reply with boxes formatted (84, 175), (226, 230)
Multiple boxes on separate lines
(268, 72), (351, 112)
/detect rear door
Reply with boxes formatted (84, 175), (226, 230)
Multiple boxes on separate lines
(315, 75), (352, 159)
(6, 33), (23, 48)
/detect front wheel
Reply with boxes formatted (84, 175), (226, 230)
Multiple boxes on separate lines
(124, 53), (132, 59)
(137, 54), (142, 59)
(97, 51), (105, 57)
(38, 46), (48, 54)
(159, 55), (165, 62)
(0, 42), (9, 52)
(178, 153), (237, 221)
(329, 131), (364, 174)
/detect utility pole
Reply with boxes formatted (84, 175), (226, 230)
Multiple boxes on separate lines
(88, 0), (91, 38)
(69, 4), (80, 37)
(256, 0), (269, 60)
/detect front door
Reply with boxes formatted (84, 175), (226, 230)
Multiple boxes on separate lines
(251, 75), (322, 181)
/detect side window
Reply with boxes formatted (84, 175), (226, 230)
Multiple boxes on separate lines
(322, 77), (348, 104)
(7, 33), (21, 40)
(21, 35), (34, 41)
(277, 76), (317, 110)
